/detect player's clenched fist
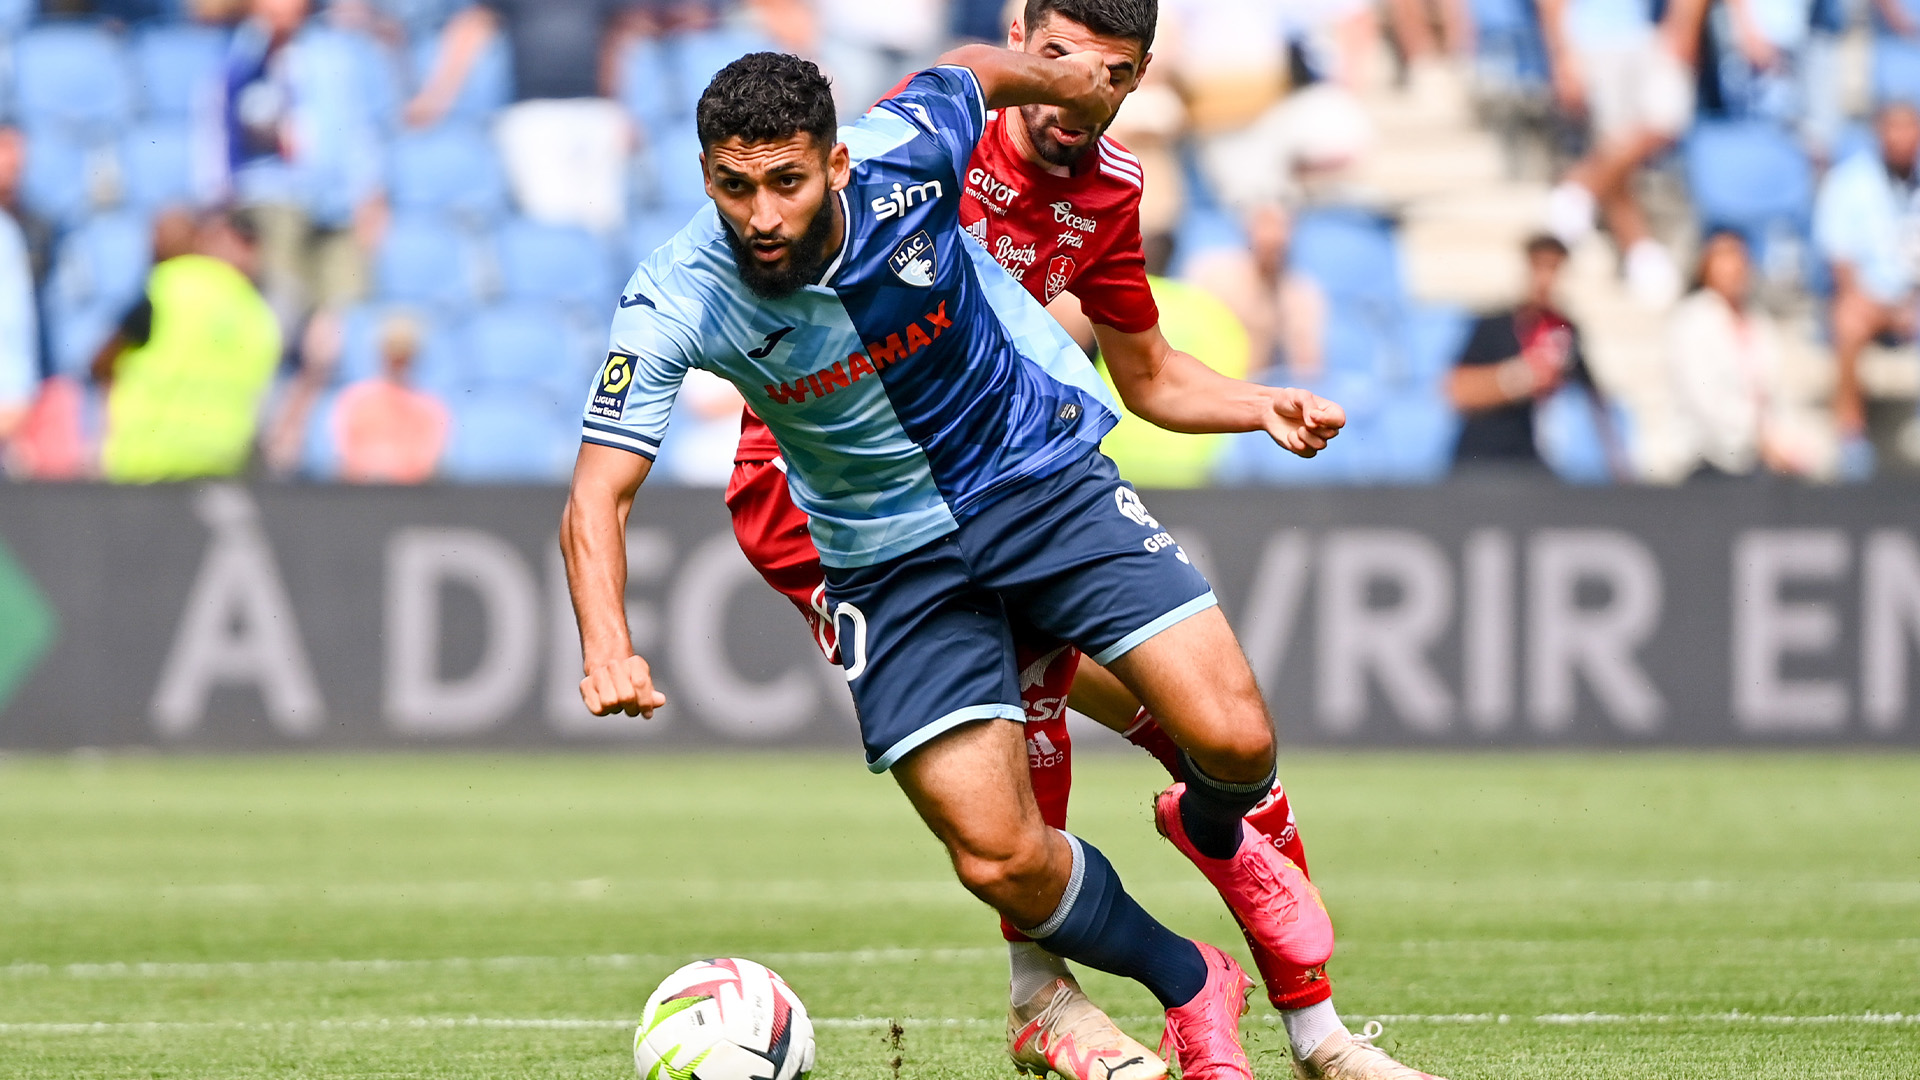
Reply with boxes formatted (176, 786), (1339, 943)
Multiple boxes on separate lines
(1265, 388), (1347, 458)
(580, 654), (668, 718)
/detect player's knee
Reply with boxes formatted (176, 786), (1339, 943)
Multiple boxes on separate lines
(1193, 713), (1275, 782)
(950, 833), (1052, 906)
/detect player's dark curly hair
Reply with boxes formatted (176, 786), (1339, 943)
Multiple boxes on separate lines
(1024, 0), (1158, 51)
(696, 52), (838, 152)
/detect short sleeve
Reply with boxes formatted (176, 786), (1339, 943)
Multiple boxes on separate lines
(1455, 315), (1511, 368)
(876, 65), (989, 184)
(580, 285), (697, 461)
(1071, 201), (1159, 334)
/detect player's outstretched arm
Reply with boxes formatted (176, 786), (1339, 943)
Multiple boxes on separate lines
(561, 443), (669, 718)
(1094, 322), (1347, 458)
(935, 42), (1124, 121)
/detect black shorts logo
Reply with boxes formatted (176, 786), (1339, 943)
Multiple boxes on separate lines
(590, 353), (636, 420)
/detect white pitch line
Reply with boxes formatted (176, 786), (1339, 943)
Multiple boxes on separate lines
(0, 947), (1002, 981)
(3, 1013), (1917, 1036)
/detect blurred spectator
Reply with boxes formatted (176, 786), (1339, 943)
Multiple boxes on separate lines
(91, 210), (282, 482)
(333, 313), (449, 483)
(0, 172), (36, 452)
(1813, 100), (1920, 449)
(1715, 0), (1841, 157)
(1447, 234), (1608, 473)
(0, 128), (54, 288)
(1098, 273), (1252, 487)
(220, 0), (381, 326)
(1540, 0), (1707, 306)
(651, 369), (745, 486)
(1384, 0), (1471, 82)
(1187, 203), (1326, 377)
(814, 0), (948, 120)
(1667, 229), (1832, 479)
(405, 0), (645, 232)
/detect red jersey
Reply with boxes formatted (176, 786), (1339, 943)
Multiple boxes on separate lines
(735, 108), (1159, 460)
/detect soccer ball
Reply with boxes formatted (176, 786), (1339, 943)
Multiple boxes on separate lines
(635, 958), (816, 1080)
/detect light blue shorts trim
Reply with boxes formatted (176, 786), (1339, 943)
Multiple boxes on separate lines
(868, 702), (1027, 773)
(1090, 591), (1220, 667)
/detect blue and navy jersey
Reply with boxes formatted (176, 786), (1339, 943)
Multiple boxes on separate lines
(581, 65), (1119, 569)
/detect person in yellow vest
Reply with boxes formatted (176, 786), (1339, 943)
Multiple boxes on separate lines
(1096, 273), (1253, 487)
(91, 210), (283, 482)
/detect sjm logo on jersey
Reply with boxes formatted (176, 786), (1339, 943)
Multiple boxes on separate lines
(888, 230), (937, 287)
(589, 352), (636, 420)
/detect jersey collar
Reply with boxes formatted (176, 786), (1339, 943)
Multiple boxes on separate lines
(812, 189), (853, 289)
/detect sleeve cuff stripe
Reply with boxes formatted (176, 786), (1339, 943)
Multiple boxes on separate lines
(583, 420), (659, 447)
(581, 430), (660, 459)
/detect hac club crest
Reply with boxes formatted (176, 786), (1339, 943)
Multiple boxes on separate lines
(1044, 254), (1076, 302)
(888, 230), (937, 287)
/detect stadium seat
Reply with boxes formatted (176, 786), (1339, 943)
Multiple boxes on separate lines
(645, 123), (711, 215)
(670, 27), (777, 108)
(299, 388), (343, 480)
(1535, 384), (1629, 484)
(1373, 390), (1462, 483)
(387, 123), (511, 221)
(19, 123), (101, 228)
(441, 389), (579, 482)
(120, 122), (198, 210)
(43, 210), (154, 376)
(0, 0), (31, 35)
(132, 23), (229, 121)
(619, 37), (680, 132)
(493, 218), (617, 311)
(12, 24), (136, 136)
(1873, 36), (1920, 108)
(374, 213), (486, 308)
(628, 207), (695, 267)
(1404, 304), (1473, 386)
(1469, 0), (1550, 90)
(1683, 120), (1814, 277)
(409, 33), (510, 125)
(1288, 207), (1407, 312)
(459, 301), (597, 406)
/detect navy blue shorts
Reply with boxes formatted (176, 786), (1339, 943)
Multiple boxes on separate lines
(823, 451), (1216, 772)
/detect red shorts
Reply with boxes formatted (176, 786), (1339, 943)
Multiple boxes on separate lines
(725, 457), (1076, 829)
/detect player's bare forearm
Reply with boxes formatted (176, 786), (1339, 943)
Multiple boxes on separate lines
(1095, 323), (1345, 455)
(936, 43), (1121, 120)
(561, 444), (667, 718)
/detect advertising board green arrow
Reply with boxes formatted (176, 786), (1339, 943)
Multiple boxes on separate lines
(0, 535), (55, 713)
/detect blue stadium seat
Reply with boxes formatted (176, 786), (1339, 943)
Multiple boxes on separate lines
(459, 301), (596, 406)
(1404, 304), (1472, 386)
(299, 388), (343, 480)
(645, 123), (710, 215)
(493, 218), (617, 311)
(133, 23), (229, 121)
(1684, 119), (1813, 273)
(628, 207), (693, 266)
(671, 28), (777, 107)
(370, 0), (469, 39)
(409, 33), (510, 124)
(120, 122), (197, 210)
(1288, 208), (1406, 311)
(0, 0), (31, 35)
(13, 24), (136, 136)
(19, 124), (99, 228)
(1874, 36), (1920, 108)
(374, 213), (485, 308)
(441, 389), (579, 482)
(387, 123), (511, 221)
(1470, 0), (1550, 89)
(1535, 384), (1627, 484)
(44, 210), (153, 376)
(619, 37), (680, 131)
(1373, 390), (1462, 483)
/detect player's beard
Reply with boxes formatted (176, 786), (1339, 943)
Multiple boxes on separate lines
(1019, 104), (1108, 169)
(724, 199), (838, 300)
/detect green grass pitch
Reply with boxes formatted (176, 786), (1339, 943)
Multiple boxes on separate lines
(2, 751), (1917, 1079)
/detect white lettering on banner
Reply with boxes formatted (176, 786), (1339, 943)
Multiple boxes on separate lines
(151, 485), (325, 737)
(384, 528), (539, 735)
(1239, 530), (1314, 690)
(1732, 530), (1849, 733)
(1526, 530), (1664, 733)
(546, 531), (673, 735)
(1462, 529), (1516, 733)
(1862, 530), (1920, 732)
(1317, 530), (1455, 734)
(669, 533), (819, 737)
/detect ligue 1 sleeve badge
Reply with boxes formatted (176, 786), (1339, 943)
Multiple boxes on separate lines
(887, 230), (937, 287)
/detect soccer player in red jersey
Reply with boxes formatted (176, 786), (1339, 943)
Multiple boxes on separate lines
(724, 5), (1441, 1079)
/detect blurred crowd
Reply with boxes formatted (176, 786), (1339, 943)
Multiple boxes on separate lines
(0, 0), (1913, 485)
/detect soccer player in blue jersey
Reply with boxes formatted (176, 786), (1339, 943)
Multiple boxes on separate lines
(561, 48), (1344, 1080)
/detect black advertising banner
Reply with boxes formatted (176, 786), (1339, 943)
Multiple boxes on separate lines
(1, 480), (1917, 749)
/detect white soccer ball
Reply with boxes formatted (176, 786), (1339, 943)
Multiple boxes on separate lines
(635, 958), (816, 1080)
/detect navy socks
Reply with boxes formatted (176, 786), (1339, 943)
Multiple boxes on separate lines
(1021, 833), (1209, 1008)
(1179, 752), (1275, 860)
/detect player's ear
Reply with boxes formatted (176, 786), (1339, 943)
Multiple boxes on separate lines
(1007, 14), (1024, 49)
(827, 142), (851, 192)
(699, 150), (714, 199)
(1134, 51), (1153, 88)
